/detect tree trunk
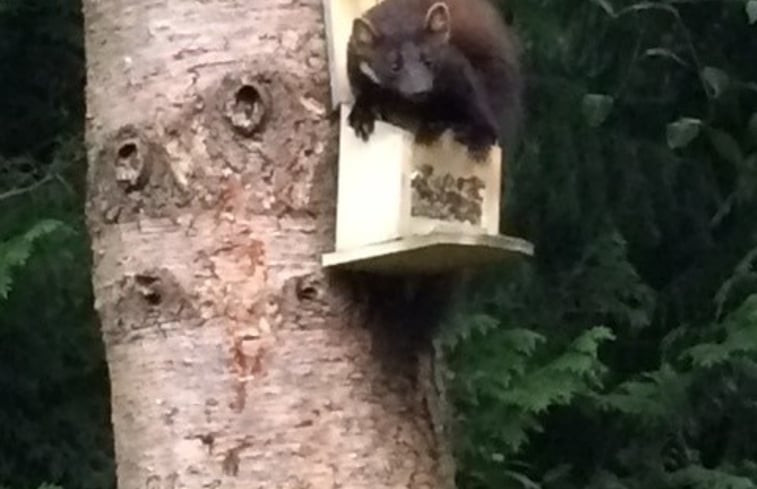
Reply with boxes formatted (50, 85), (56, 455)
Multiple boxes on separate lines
(83, 1), (455, 487)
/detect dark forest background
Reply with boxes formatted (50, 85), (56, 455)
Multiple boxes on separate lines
(2, 0), (757, 488)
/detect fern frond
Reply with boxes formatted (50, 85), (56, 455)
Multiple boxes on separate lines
(0, 219), (63, 299)
(682, 295), (757, 368)
(593, 364), (691, 424)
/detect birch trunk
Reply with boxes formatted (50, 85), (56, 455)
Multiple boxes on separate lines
(83, 0), (454, 487)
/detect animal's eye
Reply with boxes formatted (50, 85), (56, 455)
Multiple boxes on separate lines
(420, 52), (432, 67)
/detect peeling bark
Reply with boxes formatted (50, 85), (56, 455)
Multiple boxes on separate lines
(83, 0), (455, 487)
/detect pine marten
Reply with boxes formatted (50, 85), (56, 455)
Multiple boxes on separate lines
(346, 0), (523, 161)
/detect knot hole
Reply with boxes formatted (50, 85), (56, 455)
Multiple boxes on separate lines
(114, 137), (148, 192)
(226, 83), (268, 137)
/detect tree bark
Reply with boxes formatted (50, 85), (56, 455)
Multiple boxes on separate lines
(83, 1), (454, 487)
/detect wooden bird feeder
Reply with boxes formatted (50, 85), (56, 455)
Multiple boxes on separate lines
(320, 0), (534, 274)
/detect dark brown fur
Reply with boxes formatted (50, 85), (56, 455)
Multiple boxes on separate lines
(346, 0), (523, 160)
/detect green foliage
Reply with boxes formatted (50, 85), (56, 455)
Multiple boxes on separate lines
(682, 295), (757, 368)
(447, 0), (757, 487)
(667, 466), (756, 489)
(441, 304), (614, 486)
(593, 363), (691, 425)
(666, 118), (701, 149)
(0, 0), (83, 159)
(702, 66), (730, 100)
(445, 316), (614, 450)
(748, 1), (757, 25)
(0, 220), (63, 299)
(582, 94), (614, 127)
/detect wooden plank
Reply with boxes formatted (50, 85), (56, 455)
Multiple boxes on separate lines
(322, 232), (534, 274)
(322, 0), (382, 108)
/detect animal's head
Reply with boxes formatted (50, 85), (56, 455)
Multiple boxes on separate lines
(348, 2), (451, 101)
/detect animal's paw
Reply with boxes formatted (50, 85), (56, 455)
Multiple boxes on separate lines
(454, 127), (495, 163)
(348, 104), (375, 141)
(414, 121), (447, 146)
(467, 143), (492, 162)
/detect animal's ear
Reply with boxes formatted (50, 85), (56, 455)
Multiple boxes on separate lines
(425, 2), (450, 39)
(352, 17), (377, 47)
